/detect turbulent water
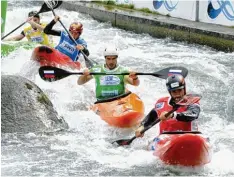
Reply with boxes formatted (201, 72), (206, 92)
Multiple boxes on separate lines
(1, 2), (234, 176)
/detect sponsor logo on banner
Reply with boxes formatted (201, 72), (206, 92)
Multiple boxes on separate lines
(155, 102), (164, 110)
(153, 0), (179, 11)
(100, 75), (120, 85)
(207, 0), (234, 21)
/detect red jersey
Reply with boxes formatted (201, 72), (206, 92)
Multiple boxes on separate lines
(154, 97), (199, 134)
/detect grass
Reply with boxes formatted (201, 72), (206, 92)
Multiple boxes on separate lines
(37, 93), (51, 106)
(91, 1), (160, 15)
(25, 83), (33, 90)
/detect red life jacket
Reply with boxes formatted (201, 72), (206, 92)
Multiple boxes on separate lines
(154, 97), (199, 134)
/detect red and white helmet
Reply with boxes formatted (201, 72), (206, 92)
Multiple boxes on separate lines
(69, 22), (83, 34)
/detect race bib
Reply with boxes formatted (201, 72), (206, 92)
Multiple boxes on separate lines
(100, 75), (120, 86)
(60, 41), (76, 54)
(31, 36), (43, 43)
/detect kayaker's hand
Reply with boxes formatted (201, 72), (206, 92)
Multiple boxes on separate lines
(135, 125), (145, 138)
(129, 71), (138, 80)
(83, 68), (90, 76)
(76, 44), (84, 51)
(54, 15), (60, 22)
(27, 17), (34, 23)
(159, 111), (174, 121)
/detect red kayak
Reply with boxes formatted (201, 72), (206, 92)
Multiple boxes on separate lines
(152, 131), (212, 166)
(31, 46), (81, 70)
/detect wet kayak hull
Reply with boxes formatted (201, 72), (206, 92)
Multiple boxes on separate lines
(31, 46), (81, 69)
(91, 92), (144, 128)
(152, 131), (212, 166)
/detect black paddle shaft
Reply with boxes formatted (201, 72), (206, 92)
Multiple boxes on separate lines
(39, 66), (189, 82)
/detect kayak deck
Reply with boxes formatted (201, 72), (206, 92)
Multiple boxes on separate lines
(31, 46), (81, 70)
(91, 92), (145, 128)
(152, 131), (212, 166)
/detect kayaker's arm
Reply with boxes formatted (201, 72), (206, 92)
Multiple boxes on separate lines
(4, 33), (24, 41)
(27, 17), (44, 31)
(175, 104), (200, 122)
(135, 109), (158, 137)
(77, 68), (93, 85)
(77, 75), (93, 85)
(76, 44), (90, 57)
(141, 109), (158, 127)
(82, 47), (90, 56)
(4, 31), (25, 41)
(44, 19), (61, 36)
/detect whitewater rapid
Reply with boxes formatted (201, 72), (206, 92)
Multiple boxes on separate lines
(1, 2), (234, 176)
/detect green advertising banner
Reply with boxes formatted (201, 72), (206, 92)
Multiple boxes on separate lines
(1, 0), (8, 38)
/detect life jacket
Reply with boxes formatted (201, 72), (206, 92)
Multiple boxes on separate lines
(23, 23), (52, 46)
(154, 96), (198, 134)
(55, 31), (87, 61)
(91, 64), (129, 100)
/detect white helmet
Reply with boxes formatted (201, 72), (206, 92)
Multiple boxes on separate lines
(103, 46), (119, 57)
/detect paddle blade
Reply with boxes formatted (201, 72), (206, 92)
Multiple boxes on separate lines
(39, 0), (63, 14)
(153, 66), (188, 79)
(112, 139), (133, 146)
(39, 66), (72, 82)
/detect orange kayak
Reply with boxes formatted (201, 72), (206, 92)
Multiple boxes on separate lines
(31, 46), (81, 70)
(152, 131), (212, 166)
(91, 92), (145, 128)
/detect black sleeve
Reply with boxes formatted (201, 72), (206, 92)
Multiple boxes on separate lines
(44, 20), (61, 36)
(82, 47), (90, 56)
(21, 31), (25, 36)
(141, 109), (158, 127)
(176, 104), (200, 122)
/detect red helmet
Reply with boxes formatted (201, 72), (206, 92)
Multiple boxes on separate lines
(69, 22), (83, 34)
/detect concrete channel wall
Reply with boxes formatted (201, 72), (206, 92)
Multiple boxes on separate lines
(62, 2), (234, 52)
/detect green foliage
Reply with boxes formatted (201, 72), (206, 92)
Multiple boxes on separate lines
(37, 93), (51, 106)
(118, 3), (134, 9)
(25, 83), (33, 90)
(102, 0), (116, 5)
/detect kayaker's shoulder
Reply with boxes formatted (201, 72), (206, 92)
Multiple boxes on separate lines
(90, 64), (103, 72)
(77, 37), (87, 42)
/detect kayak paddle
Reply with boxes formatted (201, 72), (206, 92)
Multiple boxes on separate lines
(44, 1), (98, 68)
(1, 0), (63, 40)
(38, 66), (188, 82)
(112, 94), (202, 146)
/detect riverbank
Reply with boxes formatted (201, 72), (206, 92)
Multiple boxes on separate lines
(62, 1), (234, 52)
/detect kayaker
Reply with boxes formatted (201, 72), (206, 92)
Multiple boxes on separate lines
(135, 75), (200, 148)
(77, 46), (140, 101)
(43, 15), (89, 63)
(4, 11), (53, 46)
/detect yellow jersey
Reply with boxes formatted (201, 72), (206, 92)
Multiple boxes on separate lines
(23, 23), (53, 46)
